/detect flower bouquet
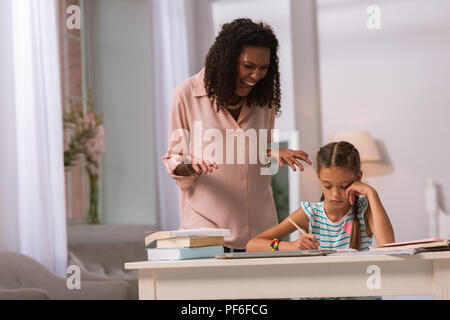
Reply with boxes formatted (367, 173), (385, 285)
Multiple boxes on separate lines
(63, 98), (105, 224)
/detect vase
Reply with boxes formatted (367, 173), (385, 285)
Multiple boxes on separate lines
(86, 173), (100, 224)
(65, 167), (73, 219)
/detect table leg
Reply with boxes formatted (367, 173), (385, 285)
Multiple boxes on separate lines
(138, 269), (157, 300)
(433, 259), (450, 300)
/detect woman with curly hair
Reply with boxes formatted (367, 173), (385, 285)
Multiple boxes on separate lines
(162, 18), (311, 252)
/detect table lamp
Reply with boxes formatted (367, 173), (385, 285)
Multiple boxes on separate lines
(328, 131), (380, 162)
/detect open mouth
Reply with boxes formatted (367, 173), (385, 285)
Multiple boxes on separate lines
(240, 80), (256, 89)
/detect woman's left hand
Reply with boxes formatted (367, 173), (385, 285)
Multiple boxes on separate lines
(345, 180), (375, 205)
(269, 148), (311, 172)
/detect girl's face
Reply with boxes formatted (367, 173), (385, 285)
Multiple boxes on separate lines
(234, 46), (270, 97)
(318, 167), (361, 210)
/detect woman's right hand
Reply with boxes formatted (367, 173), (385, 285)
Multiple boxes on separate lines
(185, 156), (218, 175)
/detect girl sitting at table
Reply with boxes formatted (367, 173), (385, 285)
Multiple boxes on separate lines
(246, 141), (395, 252)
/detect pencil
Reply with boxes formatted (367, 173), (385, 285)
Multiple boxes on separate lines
(288, 218), (306, 234)
(288, 218), (321, 249)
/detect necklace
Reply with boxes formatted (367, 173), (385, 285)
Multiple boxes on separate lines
(226, 98), (243, 110)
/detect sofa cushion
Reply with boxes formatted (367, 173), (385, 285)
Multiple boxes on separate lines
(0, 288), (50, 300)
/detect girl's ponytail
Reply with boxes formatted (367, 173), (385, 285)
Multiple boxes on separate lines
(349, 195), (361, 250)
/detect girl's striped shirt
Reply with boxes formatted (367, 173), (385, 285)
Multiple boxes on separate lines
(300, 196), (373, 251)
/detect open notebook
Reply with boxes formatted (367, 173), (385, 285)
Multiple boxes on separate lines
(370, 238), (449, 252)
(215, 248), (424, 258)
(215, 249), (337, 259)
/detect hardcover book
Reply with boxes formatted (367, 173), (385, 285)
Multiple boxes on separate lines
(155, 236), (225, 249)
(144, 228), (230, 247)
(147, 245), (225, 261)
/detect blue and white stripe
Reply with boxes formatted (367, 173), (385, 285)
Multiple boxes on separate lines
(301, 197), (372, 250)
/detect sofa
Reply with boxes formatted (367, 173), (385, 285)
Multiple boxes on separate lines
(0, 251), (130, 300)
(66, 224), (151, 300)
(0, 224), (152, 300)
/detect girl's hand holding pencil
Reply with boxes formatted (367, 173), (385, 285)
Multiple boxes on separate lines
(288, 218), (321, 250)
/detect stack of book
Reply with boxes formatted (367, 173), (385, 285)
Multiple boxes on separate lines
(369, 238), (450, 253)
(144, 228), (231, 261)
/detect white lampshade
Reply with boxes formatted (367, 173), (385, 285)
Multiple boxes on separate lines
(328, 131), (381, 162)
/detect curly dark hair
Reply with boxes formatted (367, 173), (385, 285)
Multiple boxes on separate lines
(204, 18), (281, 116)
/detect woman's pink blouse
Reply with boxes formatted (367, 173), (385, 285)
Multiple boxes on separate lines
(162, 68), (278, 249)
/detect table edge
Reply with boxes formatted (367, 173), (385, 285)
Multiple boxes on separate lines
(124, 251), (450, 270)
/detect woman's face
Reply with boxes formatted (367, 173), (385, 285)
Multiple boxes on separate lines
(234, 46), (271, 97)
(318, 167), (361, 210)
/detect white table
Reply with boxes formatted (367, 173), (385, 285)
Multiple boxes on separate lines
(124, 251), (450, 300)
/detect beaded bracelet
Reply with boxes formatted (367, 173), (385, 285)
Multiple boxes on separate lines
(270, 238), (280, 251)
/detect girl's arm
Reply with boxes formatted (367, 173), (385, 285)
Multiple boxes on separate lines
(364, 189), (395, 246)
(246, 207), (320, 251)
(346, 182), (395, 246)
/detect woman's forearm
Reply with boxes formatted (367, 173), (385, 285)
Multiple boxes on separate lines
(367, 189), (395, 245)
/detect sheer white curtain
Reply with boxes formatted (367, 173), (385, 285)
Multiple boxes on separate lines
(151, 0), (191, 230)
(0, 0), (67, 277)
